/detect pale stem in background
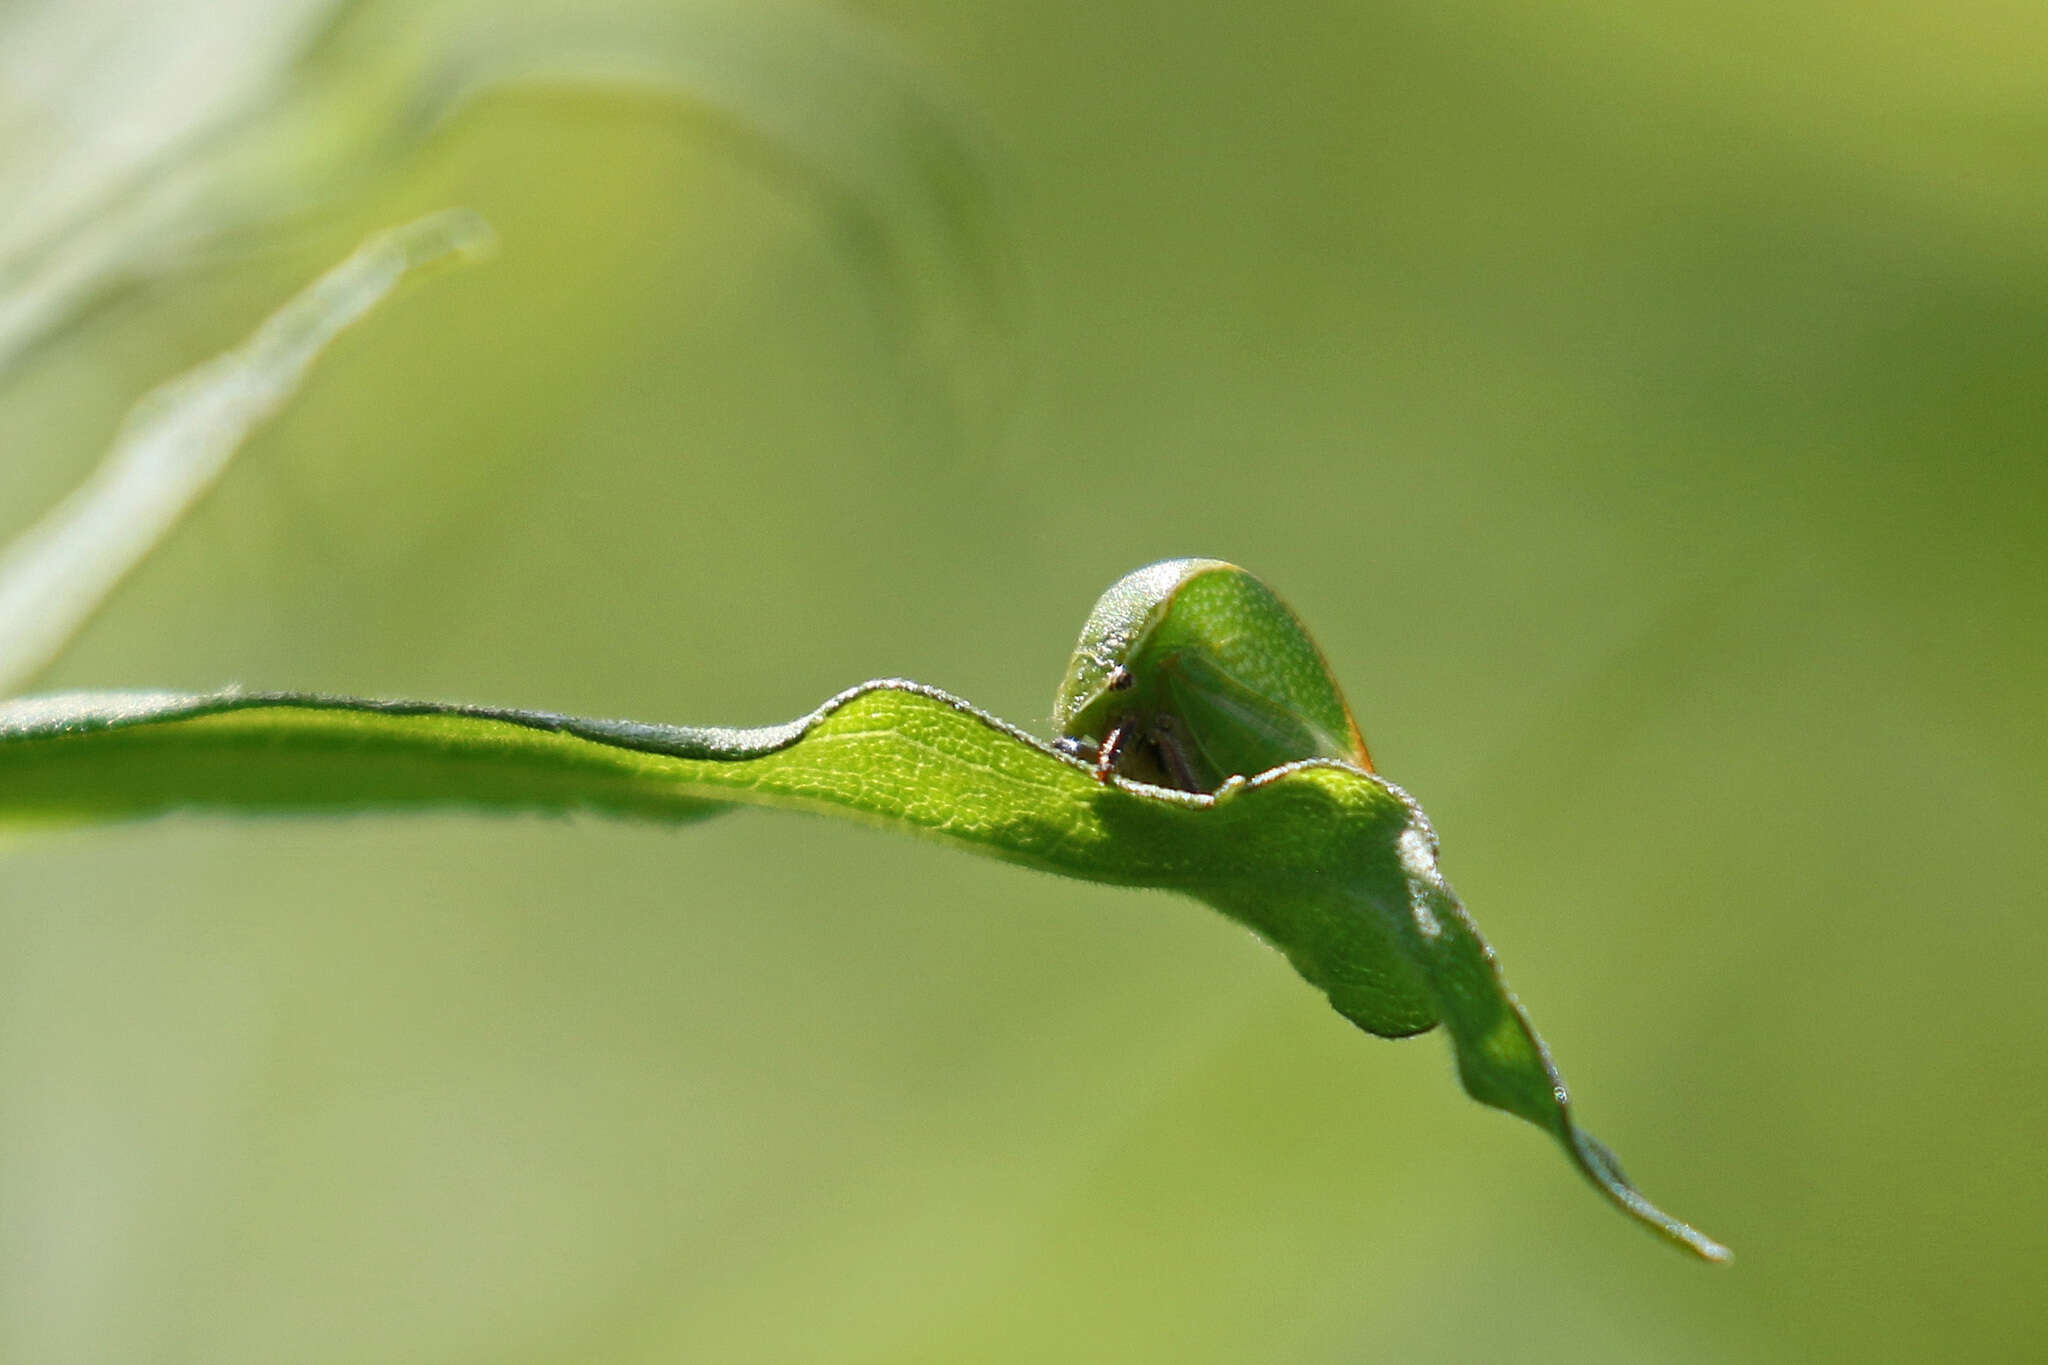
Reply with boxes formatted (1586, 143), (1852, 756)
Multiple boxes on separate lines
(0, 209), (493, 696)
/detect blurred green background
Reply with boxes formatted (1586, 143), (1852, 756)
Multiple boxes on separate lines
(3, 1), (2044, 1360)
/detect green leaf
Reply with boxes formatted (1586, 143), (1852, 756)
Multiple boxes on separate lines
(0, 681), (1730, 1262)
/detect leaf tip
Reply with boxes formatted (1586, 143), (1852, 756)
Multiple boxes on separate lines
(380, 208), (499, 270)
(1569, 1128), (1732, 1264)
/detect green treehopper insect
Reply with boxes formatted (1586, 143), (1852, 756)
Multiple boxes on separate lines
(1053, 558), (1373, 792)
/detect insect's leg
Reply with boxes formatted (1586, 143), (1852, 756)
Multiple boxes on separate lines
(1051, 735), (1099, 763)
(1148, 715), (1204, 792)
(1093, 721), (1133, 783)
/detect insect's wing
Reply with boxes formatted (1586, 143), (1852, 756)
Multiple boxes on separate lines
(1158, 649), (1366, 784)
(1144, 565), (1373, 775)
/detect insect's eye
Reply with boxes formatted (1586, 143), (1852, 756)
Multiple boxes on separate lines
(1107, 667), (1135, 692)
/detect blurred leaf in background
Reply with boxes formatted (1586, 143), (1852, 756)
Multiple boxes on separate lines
(3, 0), (2046, 1363)
(0, 0), (1007, 416)
(0, 209), (494, 694)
